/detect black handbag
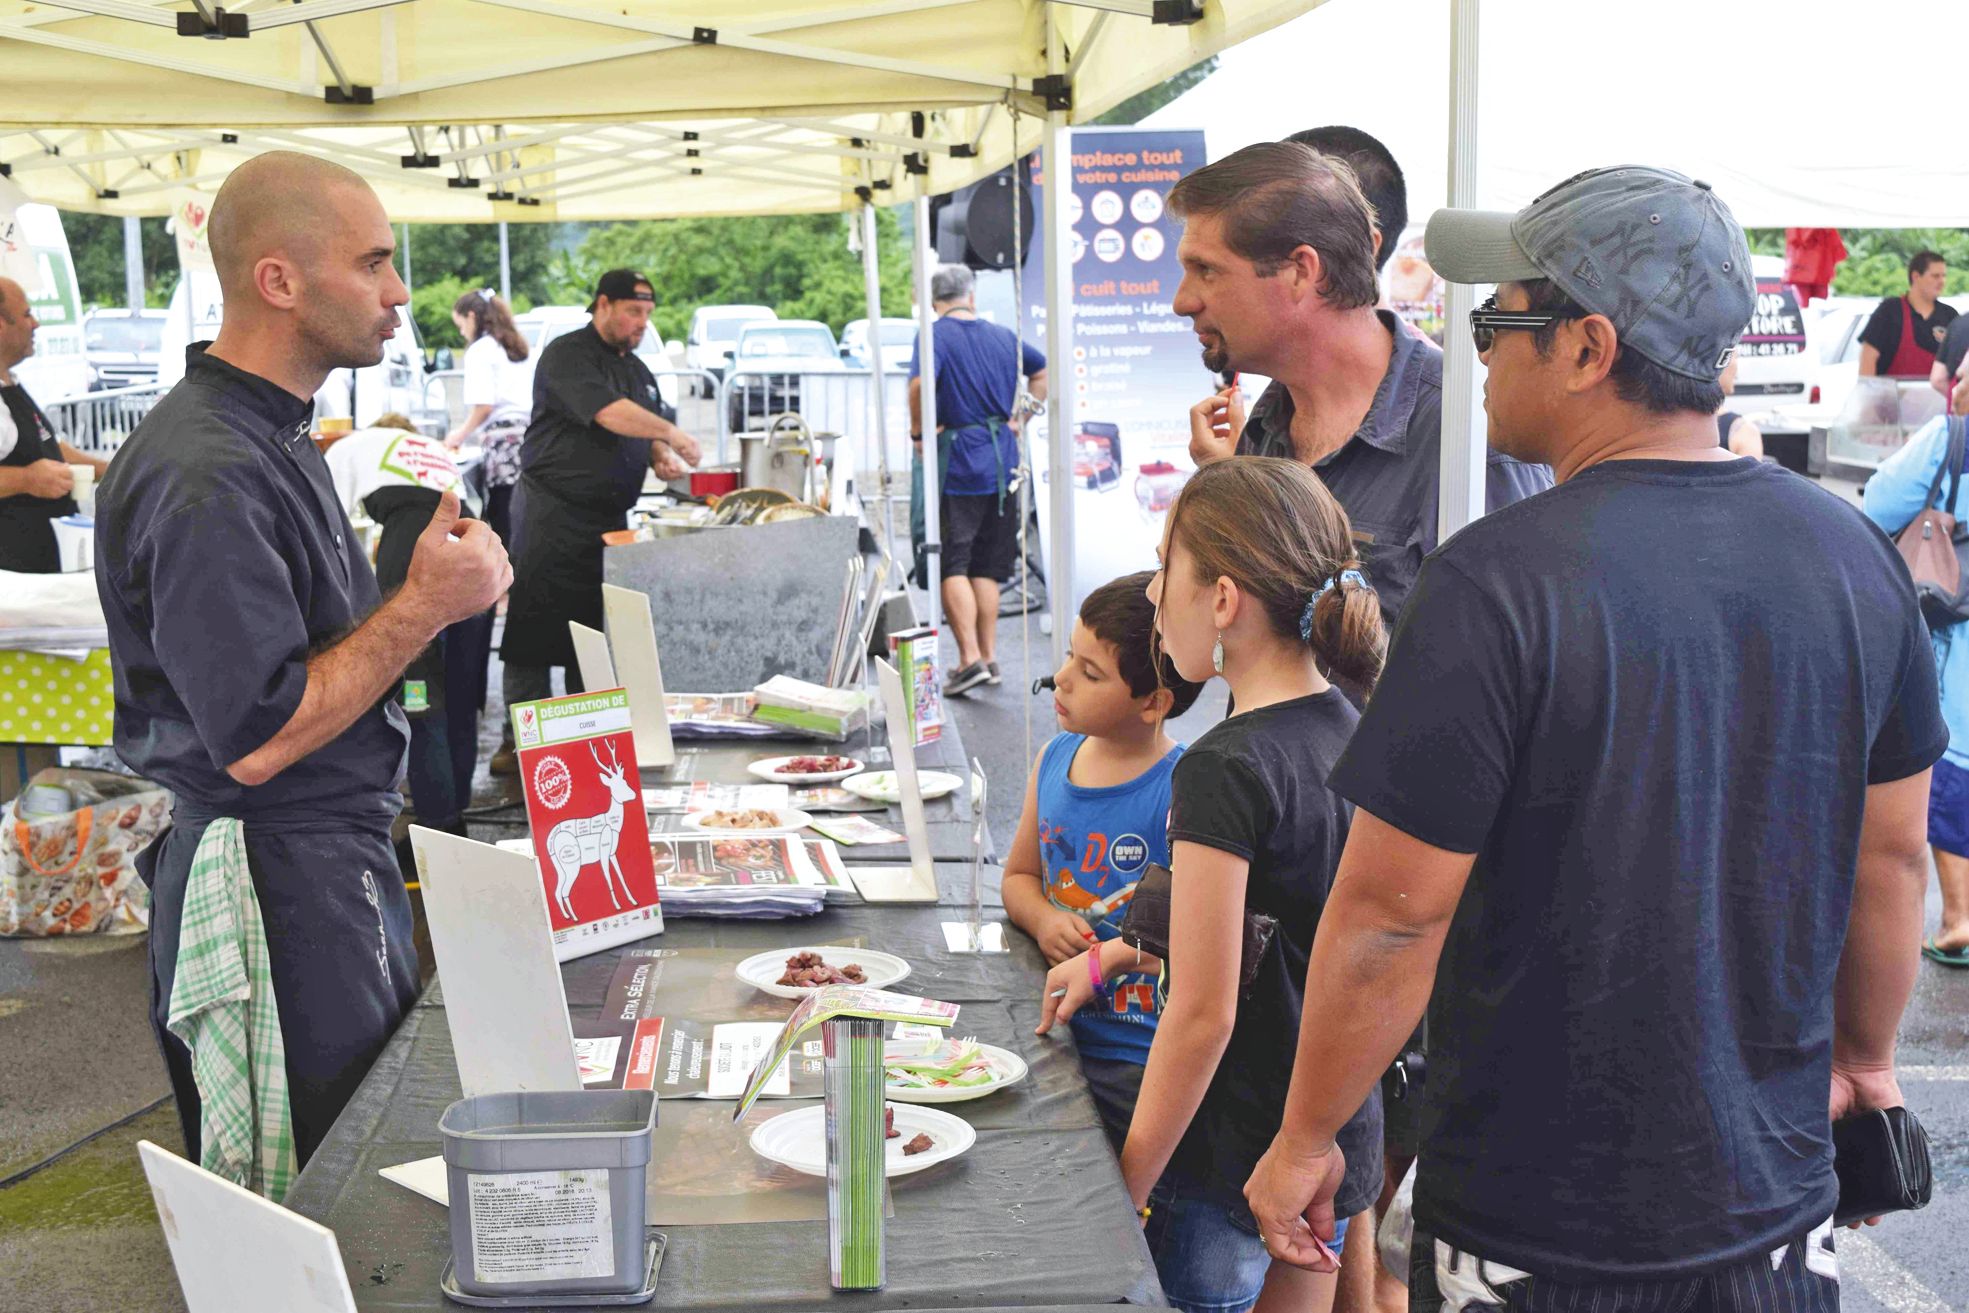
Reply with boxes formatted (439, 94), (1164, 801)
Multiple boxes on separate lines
(1118, 863), (1277, 998)
(1894, 416), (1969, 629)
(1832, 1105), (1933, 1227)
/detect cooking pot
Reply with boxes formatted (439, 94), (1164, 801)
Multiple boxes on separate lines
(737, 412), (813, 500)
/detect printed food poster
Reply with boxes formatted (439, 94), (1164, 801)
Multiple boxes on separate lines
(1020, 128), (1214, 610)
(512, 689), (664, 961)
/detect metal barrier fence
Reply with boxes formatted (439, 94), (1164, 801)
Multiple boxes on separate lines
(44, 382), (171, 455)
(716, 365), (911, 473)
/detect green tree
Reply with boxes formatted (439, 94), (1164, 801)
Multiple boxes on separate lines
(60, 212), (180, 309)
(1743, 228), (1969, 297)
(400, 221), (560, 309)
(549, 208), (914, 343)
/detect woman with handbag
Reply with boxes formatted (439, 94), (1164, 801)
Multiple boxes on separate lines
(1862, 391), (1969, 968)
(1037, 457), (1388, 1313)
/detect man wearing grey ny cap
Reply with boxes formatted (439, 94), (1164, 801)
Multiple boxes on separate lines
(1242, 167), (1942, 1310)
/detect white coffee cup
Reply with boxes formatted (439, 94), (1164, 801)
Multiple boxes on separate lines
(68, 463), (94, 511)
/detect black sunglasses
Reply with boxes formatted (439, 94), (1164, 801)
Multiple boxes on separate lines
(1468, 295), (1588, 352)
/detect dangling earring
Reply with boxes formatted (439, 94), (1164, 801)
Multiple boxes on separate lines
(1212, 631), (1225, 674)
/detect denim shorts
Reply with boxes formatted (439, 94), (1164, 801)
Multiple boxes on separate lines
(1143, 1186), (1351, 1313)
(1930, 756), (1969, 857)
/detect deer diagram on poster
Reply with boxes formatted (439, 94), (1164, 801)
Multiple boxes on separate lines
(512, 689), (664, 961)
(543, 740), (643, 920)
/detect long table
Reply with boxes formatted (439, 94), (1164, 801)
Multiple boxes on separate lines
(479, 715), (990, 866)
(282, 892), (1162, 1310)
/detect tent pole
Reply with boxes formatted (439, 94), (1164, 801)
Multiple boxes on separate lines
(859, 202), (896, 560)
(1041, 15), (1075, 668)
(498, 220), (511, 301)
(912, 182), (943, 641)
(401, 222), (412, 301)
(1439, 0), (1485, 541)
(122, 216), (144, 311)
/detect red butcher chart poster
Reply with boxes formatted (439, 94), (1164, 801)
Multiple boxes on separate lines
(511, 688), (664, 961)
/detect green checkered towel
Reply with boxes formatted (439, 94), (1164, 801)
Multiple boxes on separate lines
(165, 818), (297, 1203)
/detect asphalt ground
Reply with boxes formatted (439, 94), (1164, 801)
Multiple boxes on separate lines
(2, 475), (1964, 1311)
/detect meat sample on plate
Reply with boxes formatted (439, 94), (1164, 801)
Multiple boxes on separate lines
(700, 808), (786, 830)
(902, 1132), (934, 1156)
(885, 1105), (898, 1140)
(775, 950), (867, 988)
(783, 755), (857, 775)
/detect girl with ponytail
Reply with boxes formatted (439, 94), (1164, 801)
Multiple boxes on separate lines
(445, 288), (536, 547)
(1077, 456), (1385, 1313)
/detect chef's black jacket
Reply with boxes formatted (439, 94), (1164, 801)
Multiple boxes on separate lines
(501, 323), (664, 668)
(93, 345), (419, 1166)
(0, 381), (77, 572)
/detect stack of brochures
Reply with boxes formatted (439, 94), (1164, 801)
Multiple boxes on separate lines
(750, 675), (870, 740)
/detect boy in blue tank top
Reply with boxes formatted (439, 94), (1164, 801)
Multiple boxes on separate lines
(1003, 572), (1204, 1151)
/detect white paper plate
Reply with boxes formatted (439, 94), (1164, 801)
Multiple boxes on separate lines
(749, 1103), (975, 1178)
(841, 770), (963, 804)
(747, 755), (866, 784)
(734, 946), (912, 999)
(679, 808), (814, 836)
(884, 1042), (1028, 1104)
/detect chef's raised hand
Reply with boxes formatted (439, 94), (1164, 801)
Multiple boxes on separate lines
(405, 488), (512, 628)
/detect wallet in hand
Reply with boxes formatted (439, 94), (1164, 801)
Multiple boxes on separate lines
(1118, 863), (1277, 998)
(1832, 1105), (1932, 1227)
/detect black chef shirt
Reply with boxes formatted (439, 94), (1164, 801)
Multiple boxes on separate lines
(93, 346), (408, 822)
(522, 324), (664, 511)
(1, 381), (78, 573)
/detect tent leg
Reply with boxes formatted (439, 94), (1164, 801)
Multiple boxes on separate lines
(498, 221), (511, 302)
(912, 184), (943, 641)
(1041, 22), (1076, 670)
(123, 217), (144, 312)
(1439, 0), (1486, 541)
(860, 203), (896, 561)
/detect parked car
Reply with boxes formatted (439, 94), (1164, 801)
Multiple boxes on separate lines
(513, 305), (680, 410)
(1731, 256), (1814, 426)
(840, 317), (917, 371)
(725, 319), (845, 433)
(685, 304), (777, 394)
(82, 308), (166, 390)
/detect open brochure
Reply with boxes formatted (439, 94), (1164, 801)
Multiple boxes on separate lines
(732, 985), (959, 1120)
(577, 953), (945, 1095)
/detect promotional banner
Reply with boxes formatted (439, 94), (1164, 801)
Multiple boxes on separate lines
(0, 177), (40, 295)
(1020, 127), (1214, 608)
(511, 688), (664, 961)
(172, 190), (216, 273)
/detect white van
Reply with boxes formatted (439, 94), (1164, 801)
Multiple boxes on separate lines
(9, 203), (93, 402)
(156, 269), (427, 425)
(684, 304), (776, 393)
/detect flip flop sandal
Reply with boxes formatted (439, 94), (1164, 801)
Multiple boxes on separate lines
(1920, 939), (1969, 968)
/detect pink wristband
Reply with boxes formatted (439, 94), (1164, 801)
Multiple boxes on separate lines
(1087, 944), (1107, 995)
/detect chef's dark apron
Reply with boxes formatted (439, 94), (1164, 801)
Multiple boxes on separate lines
(0, 383), (77, 573)
(500, 475), (628, 668)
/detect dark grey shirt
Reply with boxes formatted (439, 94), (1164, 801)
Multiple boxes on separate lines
(94, 346), (408, 824)
(1237, 311), (1553, 626)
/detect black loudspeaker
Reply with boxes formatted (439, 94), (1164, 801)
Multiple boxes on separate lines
(929, 164), (1035, 271)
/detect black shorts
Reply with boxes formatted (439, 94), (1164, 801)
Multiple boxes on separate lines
(940, 491), (1019, 582)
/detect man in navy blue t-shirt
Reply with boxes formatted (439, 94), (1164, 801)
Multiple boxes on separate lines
(1242, 167), (1945, 1310)
(908, 264), (1046, 696)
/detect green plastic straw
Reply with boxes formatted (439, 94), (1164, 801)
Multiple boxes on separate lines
(824, 1015), (886, 1290)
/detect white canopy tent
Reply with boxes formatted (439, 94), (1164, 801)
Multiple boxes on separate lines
(0, 0), (1327, 657)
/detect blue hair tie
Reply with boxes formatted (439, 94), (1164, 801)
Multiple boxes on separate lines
(1300, 569), (1370, 640)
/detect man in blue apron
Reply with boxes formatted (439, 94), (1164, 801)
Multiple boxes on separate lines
(94, 151), (512, 1166)
(907, 264), (1047, 697)
(0, 275), (107, 572)
(493, 269), (701, 774)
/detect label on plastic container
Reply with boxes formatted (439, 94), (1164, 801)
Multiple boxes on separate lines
(468, 1169), (615, 1286)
